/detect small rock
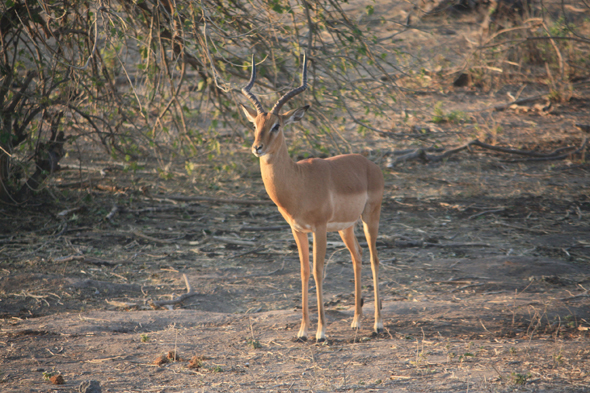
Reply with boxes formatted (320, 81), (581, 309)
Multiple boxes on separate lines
(453, 72), (471, 87)
(187, 355), (202, 369)
(79, 380), (102, 393)
(167, 350), (182, 361)
(50, 374), (65, 385)
(153, 354), (169, 366)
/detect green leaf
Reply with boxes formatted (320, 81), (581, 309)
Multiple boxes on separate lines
(269, 0), (284, 13)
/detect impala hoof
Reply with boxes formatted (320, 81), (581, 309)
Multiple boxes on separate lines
(298, 325), (309, 340)
(293, 336), (307, 343)
(374, 320), (384, 333)
(316, 337), (326, 343)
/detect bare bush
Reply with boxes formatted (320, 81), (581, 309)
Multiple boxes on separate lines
(460, 0), (590, 96)
(0, 0), (414, 202)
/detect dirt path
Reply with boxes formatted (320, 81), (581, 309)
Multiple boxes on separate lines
(2, 186), (589, 392)
(1, 0), (590, 390)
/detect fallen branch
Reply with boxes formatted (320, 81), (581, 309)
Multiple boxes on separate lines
(387, 142), (472, 167)
(387, 138), (587, 167)
(493, 94), (546, 111)
(507, 137), (588, 162)
(149, 274), (199, 308)
(470, 140), (577, 157)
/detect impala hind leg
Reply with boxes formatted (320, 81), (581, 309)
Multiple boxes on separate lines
(362, 203), (383, 333)
(339, 225), (363, 331)
(312, 225), (328, 341)
(291, 228), (311, 339)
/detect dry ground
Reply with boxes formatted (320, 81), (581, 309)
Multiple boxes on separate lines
(1, 1), (590, 392)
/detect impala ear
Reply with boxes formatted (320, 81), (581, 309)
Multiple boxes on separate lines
(240, 103), (258, 123)
(282, 105), (310, 125)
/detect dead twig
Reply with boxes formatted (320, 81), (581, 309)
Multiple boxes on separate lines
(149, 274), (199, 309)
(52, 254), (116, 266)
(133, 231), (182, 244)
(52, 254), (86, 263)
(468, 209), (505, 219)
(229, 246), (266, 259)
(54, 222), (68, 238)
(212, 236), (257, 247)
(494, 222), (550, 234)
(126, 206), (196, 214)
(106, 205), (119, 221)
(160, 195), (273, 205)
(240, 225), (290, 231)
(386, 147), (445, 156)
(560, 290), (589, 302)
(491, 363), (505, 382)
(52, 177), (103, 188)
(395, 240), (491, 248)
(451, 283), (485, 292)
(56, 207), (81, 217)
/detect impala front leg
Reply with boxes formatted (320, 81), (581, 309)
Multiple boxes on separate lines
(363, 207), (383, 333)
(339, 226), (363, 331)
(291, 228), (311, 339)
(312, 225), (328, 341)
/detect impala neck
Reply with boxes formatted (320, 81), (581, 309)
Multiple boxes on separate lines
(259, 136), (300, 205)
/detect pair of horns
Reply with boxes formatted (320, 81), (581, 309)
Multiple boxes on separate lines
(242, 53), (308, 116)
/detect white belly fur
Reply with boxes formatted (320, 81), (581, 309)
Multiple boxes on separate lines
(290, 219), (358, 233)
(326, 220), (358, 232)
(286, 191), (367, 233)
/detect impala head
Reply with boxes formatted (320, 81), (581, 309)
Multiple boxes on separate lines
(240, 54), (310, 157)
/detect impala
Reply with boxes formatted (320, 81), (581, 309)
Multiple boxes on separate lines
(240, 54), (384, 341)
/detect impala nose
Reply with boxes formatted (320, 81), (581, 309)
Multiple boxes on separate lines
(253, 144), (264, 155)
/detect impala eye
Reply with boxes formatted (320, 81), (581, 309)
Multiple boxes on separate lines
(271, 124), (280, 133)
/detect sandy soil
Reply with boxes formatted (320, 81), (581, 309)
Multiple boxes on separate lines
(1, 0), (590, 391)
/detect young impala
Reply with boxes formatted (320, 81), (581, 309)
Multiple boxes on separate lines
(240, 54), (384, 341)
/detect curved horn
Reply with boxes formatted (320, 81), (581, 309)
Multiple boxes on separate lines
(270, 52), (307, 115)
(242, 54), (266, 115)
